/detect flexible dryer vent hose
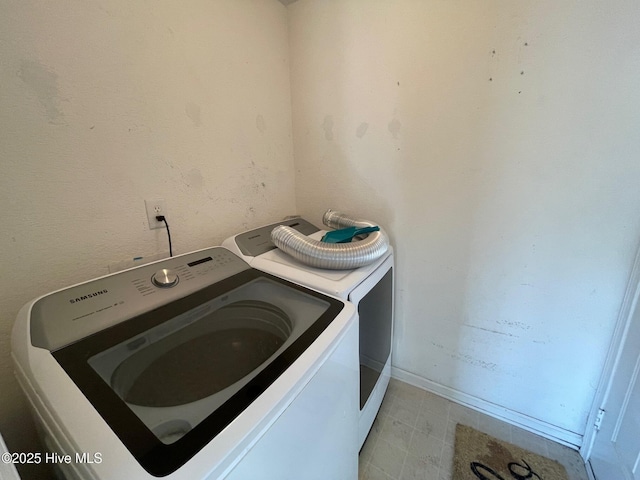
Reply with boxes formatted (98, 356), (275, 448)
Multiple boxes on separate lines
(270, 209), (389, 270)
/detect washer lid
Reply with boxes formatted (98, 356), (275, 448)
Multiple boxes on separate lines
(52, 269), (344, 477)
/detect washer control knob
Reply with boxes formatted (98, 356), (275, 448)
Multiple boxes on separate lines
(152, 269), (179, 288)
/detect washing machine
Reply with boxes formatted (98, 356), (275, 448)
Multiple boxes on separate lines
(11, 247), (358, 479)
(222, 214), (393, 448)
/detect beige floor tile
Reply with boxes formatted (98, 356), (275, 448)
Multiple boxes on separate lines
(439, 442), (454, 475)
(359, 460), (370, 480)
(362, 463), (395, 480)
(380, 417), (415, 451)
(369, 414), (387, 439)
(399, 453), (440, 480)
(360, 428), (379, 463)
(389, 394), (423, 427)
(444, 418), (461, 446)
(448, 403), (479, 428)
(371, 438), (408, 479)
(408, 430), (443, 466)
(415, 409), (448, 439)
(378, 393), (397, 418)
(421, 391), (451, 417)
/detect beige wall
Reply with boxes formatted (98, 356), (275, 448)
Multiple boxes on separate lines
(289, 0), (640, 442)
(0, 0), (293, 476)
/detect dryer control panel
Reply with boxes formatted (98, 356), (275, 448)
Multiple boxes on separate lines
(232, 217), (319, 257)
(30, 247), (250, 351)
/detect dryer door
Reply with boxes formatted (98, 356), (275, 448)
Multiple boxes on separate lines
(349, 258), (394, 410)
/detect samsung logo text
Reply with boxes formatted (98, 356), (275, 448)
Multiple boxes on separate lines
(69, 290), (108, 304)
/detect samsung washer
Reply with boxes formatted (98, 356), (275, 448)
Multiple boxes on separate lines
(223, 217), (394, 448)
(12, 247), (358, 479)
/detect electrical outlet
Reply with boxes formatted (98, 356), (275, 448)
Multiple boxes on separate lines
(145, 199), (167, 230)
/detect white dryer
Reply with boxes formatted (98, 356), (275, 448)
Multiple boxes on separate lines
(12, 247), (358, 479)
(223, 216), (394, 448)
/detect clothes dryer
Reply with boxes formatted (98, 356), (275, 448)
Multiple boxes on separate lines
(223, 216), (393, 448)
(12, 247), (358, 479)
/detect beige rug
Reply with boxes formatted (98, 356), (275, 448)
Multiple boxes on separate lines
(452, 424), (568, 480)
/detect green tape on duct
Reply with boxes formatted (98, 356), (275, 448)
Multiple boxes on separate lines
(321, 226), (380, 244)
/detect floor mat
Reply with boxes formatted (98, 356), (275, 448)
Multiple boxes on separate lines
(452, 423), (569, 480)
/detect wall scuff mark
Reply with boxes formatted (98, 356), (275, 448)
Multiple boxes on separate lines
(18, 60), (65, 124)
(388, 118), (401, 139)
(356, 122), (369, 139)
(256, 114), (266, 133)
(185, 102), (201, 127)
(322, 115), (334, 140)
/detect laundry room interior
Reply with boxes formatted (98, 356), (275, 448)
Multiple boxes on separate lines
(1, 0), (640, 479)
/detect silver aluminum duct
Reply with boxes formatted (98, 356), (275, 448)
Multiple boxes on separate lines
(270, 210), (389, 270)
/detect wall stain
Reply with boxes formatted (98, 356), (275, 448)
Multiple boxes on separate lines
(18, 60), (65, 124)
(388, 118), (401, 139)
(322, 115), (334, 141)
(463, 324), (519, 338)
(256, 114), (266, 133)
(496, 319), (531, 331)
(185, 102), (201, 127)
(356, 122), (369, 139)
(185, 168), (204, 189)
(451, 353), (497, 371)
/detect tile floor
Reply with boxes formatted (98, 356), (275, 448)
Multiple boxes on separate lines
(359, 378), (591, 480)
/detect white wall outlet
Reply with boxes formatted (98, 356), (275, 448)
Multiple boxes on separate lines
(145, 199), (167, 230)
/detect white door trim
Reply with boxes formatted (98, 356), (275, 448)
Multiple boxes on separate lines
(581, 238), (640, 461)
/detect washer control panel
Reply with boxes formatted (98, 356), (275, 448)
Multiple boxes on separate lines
(30, 247), (251, 350)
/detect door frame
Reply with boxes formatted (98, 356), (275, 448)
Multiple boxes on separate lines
(581, 238), (640, 470)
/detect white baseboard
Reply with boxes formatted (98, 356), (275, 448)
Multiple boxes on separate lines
(390, 366), (583, 449)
